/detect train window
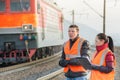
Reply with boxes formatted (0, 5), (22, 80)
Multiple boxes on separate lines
(37, 2), (40, 10)
(10, 0), (31, 12)
(0, 0), (5, 12)
(37, 2), (40, 13)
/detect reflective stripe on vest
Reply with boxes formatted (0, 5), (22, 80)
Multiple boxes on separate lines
(65, 38), (84, 59)
(63, 38), (86, 73)
(90, 48), (116, 80)
(94, 48), (110, 66)
(100, 48), (109, 66)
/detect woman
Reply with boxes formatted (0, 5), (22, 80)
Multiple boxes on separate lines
(90, 33), (116, 80)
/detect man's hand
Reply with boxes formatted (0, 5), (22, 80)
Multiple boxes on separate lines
(69, 58), (81, 65)
(59, 59), (69, 67)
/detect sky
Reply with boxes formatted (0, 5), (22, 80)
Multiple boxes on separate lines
(53, 0), (120, 34)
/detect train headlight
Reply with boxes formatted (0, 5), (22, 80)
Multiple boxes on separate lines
(22, 24), (33, 31)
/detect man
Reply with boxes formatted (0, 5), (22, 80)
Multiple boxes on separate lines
(59, 25), (90, 80)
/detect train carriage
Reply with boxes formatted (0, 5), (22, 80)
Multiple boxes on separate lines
(0, 0), (63, 64)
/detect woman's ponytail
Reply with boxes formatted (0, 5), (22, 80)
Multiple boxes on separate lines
(97, 33), (114, 52)
(107, 36), (114, 52)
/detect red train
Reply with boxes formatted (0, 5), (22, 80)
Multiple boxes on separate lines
(0, 0), (63, 65)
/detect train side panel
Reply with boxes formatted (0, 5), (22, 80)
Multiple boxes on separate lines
(36, 0), (64, 48)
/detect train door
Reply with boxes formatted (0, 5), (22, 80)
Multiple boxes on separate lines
(37, 0), (45, 40)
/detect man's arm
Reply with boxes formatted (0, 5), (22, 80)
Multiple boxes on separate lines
(81, 40), (90, 58)
(59, 49), (69, 67)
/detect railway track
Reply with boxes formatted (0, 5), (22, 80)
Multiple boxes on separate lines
(37, 68), (63, 80)
(0, 47), (95, 80)
(0, 52), (61, 73)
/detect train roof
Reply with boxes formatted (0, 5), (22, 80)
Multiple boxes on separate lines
(42, 0), (62, 12)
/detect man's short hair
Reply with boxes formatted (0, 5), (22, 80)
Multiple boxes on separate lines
(69, 25), (79, 31)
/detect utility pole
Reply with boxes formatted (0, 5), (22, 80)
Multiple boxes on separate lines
(72, 10), (75, 24)
(71, 10), (87, 24)
(83, 0), (106, 33)
(103, 0), (106, 33)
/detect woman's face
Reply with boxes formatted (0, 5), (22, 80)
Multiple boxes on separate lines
(95, 36), (105, 46)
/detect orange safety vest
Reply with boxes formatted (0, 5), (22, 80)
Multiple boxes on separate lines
(90, 48), (116, 80)
(63, 37), (86, 73)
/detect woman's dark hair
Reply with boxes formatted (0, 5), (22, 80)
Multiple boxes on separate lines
(97, 33), (114, 52)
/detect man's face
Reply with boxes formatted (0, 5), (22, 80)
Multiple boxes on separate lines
(68, 28), (79, 40)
